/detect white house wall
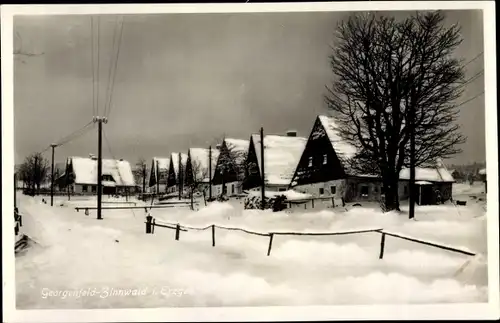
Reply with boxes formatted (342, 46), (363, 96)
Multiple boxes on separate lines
(293, 179), (347, 198)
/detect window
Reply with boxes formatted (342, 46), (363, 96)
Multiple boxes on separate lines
(82, 185), (88, 193)
(319, 187), (325, 195)
(323, 154), (328, 165)
(231, 184), (235, 194)
(404, 185), (408, 194)
(374, 186), (378, 193)
(308, 156), (313, 167)
(223, 185), (227, 195)
(331, 186), (336, 194)
(360, 186), (369, 197)
(91, 186), (96, 193)
(278, 188), (286, 192)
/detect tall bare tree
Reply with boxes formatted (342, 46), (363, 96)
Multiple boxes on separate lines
(326, 11), (466, 211)
(18, 152), (50, 195)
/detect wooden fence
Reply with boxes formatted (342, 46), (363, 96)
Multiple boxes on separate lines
(144, 217), (477, 258)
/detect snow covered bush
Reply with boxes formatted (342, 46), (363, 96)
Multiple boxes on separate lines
(244, 194), (287, 212)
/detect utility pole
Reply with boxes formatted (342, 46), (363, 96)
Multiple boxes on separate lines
(156, 160), (160, 197)
(33, 155), (38, 196)
(208, 145), (212, 200)
(142, 162), (146, 195)
(94, 116), (108, 220)
(178, 153), (182, 200)
(409, 101), (416, 219)
(14, 173), (17, 209)
(260, 127), (265, 210)
(50, 143), (57, 206)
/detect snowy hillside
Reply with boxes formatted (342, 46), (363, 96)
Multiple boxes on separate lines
(15, 186), (488, 309)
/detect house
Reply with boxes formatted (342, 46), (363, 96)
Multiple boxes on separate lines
(290, 115), (361, 201)
(148, 157), (170, 194)
(243, 131), (307, 192)
(60, 155), (136, 195)
(290, 115), (455, 205)
(212, 138), (249, 196)
(166, 152), (188, 194)
(399, 163), (455, 205)
(184, 147), (220, 196)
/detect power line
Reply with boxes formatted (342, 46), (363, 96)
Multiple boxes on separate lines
(103, 17), (120, 118)
(456, 91), (484, 108)
(457, 70), (484, 89)
(96, 17), (101, 116)
(463, 51), (483, 68)
(105, 17), (125, 119)
(56, 122), (95, 147)
(91, 16), (96, 118)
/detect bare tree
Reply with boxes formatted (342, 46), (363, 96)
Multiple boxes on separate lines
(18, 152), (50, 195)
(326, 11), (466, 211)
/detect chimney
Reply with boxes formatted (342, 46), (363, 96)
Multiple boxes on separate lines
(119, 158), (124, 161)
(286, 130), (297, 137)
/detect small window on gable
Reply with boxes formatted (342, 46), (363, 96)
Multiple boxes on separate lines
(308, 156), (313, 167)
(360, 185), (369, 197)
(319, 187), (325, 195)
(331, 186), (336, 194)
(323, 154), (327, 165)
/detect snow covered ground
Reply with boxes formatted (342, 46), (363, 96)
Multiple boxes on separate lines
(15, 183), (488, 309)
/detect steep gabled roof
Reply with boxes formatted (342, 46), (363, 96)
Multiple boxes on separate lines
(188, 147), (220, 182)
(69, 156), (135, 186)
(170, 152), (189, 176)
(224, 138), (249, 165)
(250, 134), (307, 185)
(317, 115), (358, 161)
(149, 157), (170, 185)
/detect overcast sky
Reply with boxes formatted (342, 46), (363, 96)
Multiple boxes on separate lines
(13, 10), (485, 167)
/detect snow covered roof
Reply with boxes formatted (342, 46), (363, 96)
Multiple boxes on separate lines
(149, 157), (170, 184)
(170, 152), (189, 176)
(224, 138), (249, 165)
(152, 157), (170, 170)
(317, 115), (357, 160)
(188, 147), (220, 182)
(479, 168), (486, 175)
(399, 166), (455, 183)
(250, 134), (307, 185)
(69, 156), (135, 186)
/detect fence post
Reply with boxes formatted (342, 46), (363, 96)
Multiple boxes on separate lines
(175, 224), (180, 241)
(212, 224), (215, 247)
(152, 219), (155, 234)
(331, 197), (335, 208)
(379, 232), (386, 259)
(19, 214), (22, 227)
(311, 199), (315, 208)
(267, 233), (274, 256)
(145, 214), (153, 234)
(15, 223), (19, 236)
(304, 203), (307, 210)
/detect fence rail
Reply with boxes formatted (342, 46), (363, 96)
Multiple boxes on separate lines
(145, 217), (476, 258)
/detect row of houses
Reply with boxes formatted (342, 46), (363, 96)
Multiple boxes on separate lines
(55, 115), (456, 205)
